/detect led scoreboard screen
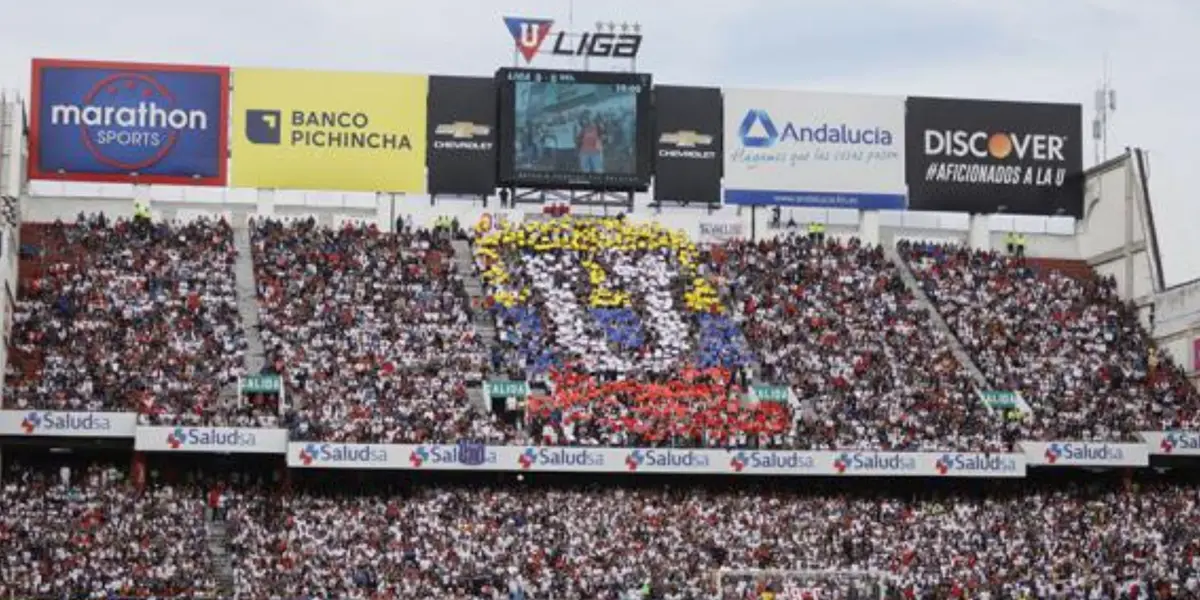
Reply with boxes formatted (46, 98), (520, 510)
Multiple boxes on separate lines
(497, 68), (652, 190)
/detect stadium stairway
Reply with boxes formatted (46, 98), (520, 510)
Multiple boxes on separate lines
(886, 244), (990, 388)
(451, 238), (496, 412)
(232, 224), (268, 375)
(206, 518), (236, 597)
(450, 238), (499, 347)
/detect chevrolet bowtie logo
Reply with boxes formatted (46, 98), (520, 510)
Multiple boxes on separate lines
(659, 130), (713, 148)
(435, 121), (491, 139)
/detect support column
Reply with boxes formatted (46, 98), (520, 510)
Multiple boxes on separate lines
(131, 451), (147, 492)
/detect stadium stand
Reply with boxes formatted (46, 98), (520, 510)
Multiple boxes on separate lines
(4, 213), (1200, 599)
(0, 461), (218, 599)
(708, 235), (1006, 452)
(251, 217), (507, 444)
(6, 214), (249, 425)
(225, 474), (1200, 599)
(902, 241), (1200, 440)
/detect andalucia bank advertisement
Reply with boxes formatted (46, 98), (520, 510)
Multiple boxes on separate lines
(230, 68), (428, 192)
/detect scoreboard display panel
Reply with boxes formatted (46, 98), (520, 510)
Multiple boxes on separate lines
(497, 68), (652, 190)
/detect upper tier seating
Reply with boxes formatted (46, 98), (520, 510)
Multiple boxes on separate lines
(6, 215), (250, 425)
(904, 242), (1200, 440)
(252, 218), (507, 444)
(710, 235), (1004, 451)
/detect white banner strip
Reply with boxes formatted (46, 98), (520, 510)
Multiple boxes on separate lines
(1138, 431), (1200, 457)
(287, 444), (1026, 478)
(1020, 441), (1149, 467)
(0, 410), (137, 438)
(135, 426), (289, 454)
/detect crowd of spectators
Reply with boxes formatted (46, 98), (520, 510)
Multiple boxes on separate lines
(252, 218), (505, 444)
(7, 213), (1200, 452)
(707, 235), (1003, 452)
(6, 214), (250, 426)
(228, 477), (1200, 599)
(903, 242), (1200, 441)
(524, 365), (788, 447)
(0, 461), (217, 599)
(475, 216), (763, 447)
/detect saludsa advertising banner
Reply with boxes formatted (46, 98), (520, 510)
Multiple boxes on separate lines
(288, 443), (1026, 478)
(723, 89), (906, 209)
(136, 426), (288, 454)
(29, 59), (229, 186)
(905, 97), (1083, 217)
(231, 68), (427, 193)
(1140, 431), (1200, 457)
(1021, 441), (1149, 467)
(0, 410), (136, 438)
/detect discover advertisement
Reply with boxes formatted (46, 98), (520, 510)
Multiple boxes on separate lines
(0, 410), (137, 438)
(231, 68), (427, 192)
(1021, 441), (1149, 467)
(722, 89), (906, 209)
(29, 58), (229, 186)
(135, 426), (288, 454)
(905, 96), (1083, 217)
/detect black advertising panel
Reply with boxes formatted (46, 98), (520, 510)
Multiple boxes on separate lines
(497, 67), (652, 191)
(906, 97), (1083, 217)
(426, 76), (498, 196)
(653, 85), (722, 204)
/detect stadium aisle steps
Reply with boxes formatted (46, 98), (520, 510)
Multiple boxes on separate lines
(206, 518), (236, 597)
(233, 222), (267, 374)
(886, 243), (990, 388)
(451, 238), (498, 349)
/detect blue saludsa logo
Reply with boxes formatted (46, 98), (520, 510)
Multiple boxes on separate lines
(936, 453), (1018, 475)
(20, 411), (112, 434)
(299, 443), (387, 465)
(1160, 432), (1200, 454)
(167, 427), (255, 449)
(1044, 442), (1125, 464)
(624, 449), (711, 471)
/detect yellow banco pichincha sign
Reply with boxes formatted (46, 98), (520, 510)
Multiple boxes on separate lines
(231, 68), (428, 192)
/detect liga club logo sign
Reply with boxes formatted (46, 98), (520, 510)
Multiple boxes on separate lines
(29, 59), (229, 186)
(503, 16), (642, 63)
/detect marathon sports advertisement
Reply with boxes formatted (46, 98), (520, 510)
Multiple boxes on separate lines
(426, 76), (498, 196)
(28, 58), (229, 186)
(497, 68), (653, 191)
(652, 85), (722, 205)
(906, 96), (1084, 217)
